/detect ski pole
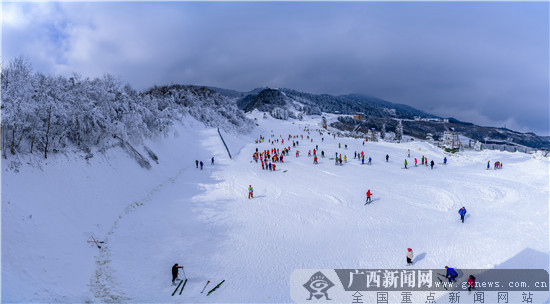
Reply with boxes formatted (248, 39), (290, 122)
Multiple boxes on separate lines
(201, 281), (210, 293)
(182, 267), (187, 280)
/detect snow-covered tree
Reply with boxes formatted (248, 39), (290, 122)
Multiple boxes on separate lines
(381, 123), (386, 139)
(270, 107), (289, 120)
(396, 120), (403, 142)
(0, 58), (254, 159)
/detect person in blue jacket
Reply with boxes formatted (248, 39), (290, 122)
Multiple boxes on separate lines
(445, 266), (458, 282)
(458, 207), (467, 223)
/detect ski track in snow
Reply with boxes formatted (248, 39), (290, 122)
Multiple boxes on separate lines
(90, 165), (192, 302)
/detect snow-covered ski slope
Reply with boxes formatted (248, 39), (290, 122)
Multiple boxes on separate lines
(2, 112), (548, 303)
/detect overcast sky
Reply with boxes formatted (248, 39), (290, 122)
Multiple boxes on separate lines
(2, 1), (549, 135)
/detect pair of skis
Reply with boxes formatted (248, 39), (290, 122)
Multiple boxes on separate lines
(171, 279), (188, 296)
(171, 279), (224, 296)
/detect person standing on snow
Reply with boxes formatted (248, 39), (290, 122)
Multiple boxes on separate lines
(195, 160), (199, 168)
(430, 160), (435, 169)
(404, 159), (408, 169)
(211, 157), (215, 165)
(172, 263), (184, 285)
(414, 158), (418, 167)
(314, 156), (318, 164)
(366, 190), (373, 204)
(248, 185), (254, 199)
(458, 207), (467, 223)
(487, 161), (490, 170)
(386, 154), (389, 162)
(407, 248), (414, 265)
(445, 266), (458, 282)
(467, 275), (476, 292)
(443, 157), (447, 165)
(200, 161), (204, 170)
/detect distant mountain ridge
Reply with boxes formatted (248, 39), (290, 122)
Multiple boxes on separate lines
(206, 86), (549, 149)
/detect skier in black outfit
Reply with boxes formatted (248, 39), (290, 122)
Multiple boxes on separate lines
(386, 154), (389, 162)
(430, 160), (434, 169)
(211, 157), (215, 165)
(172, 263), (183, 285)
(195, 160), (199, 168)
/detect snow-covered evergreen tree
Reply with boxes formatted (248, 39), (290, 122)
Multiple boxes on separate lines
(396, 120), (403, 142)
(381, 123), (386, 139)
(270, 107), (289, 120)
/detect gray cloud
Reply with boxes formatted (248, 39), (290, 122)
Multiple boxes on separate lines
(2, 1), (548, 135)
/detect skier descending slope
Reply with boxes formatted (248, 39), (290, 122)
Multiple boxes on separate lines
(458, 206), (467, 223)
(248, 185), (254, 199)
(406, 248), (414, 266)
(365, 190), (373, 204)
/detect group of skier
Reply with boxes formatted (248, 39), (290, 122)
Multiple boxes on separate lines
(194, 157), (215, 170)
(246, 127), (483, 293)
(402, 255), (477, 292)
(487, 160), (503, 170)
(252, 147), (293, 172)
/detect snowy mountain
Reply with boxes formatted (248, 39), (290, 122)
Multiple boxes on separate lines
(213, 87), (550, 149)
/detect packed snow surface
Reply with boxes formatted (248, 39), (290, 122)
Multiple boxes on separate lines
(2, 113), (548, 303)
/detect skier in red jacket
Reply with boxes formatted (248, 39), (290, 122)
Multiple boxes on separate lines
(366, 190), (373, 204)
(467, 275), (476, 292)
